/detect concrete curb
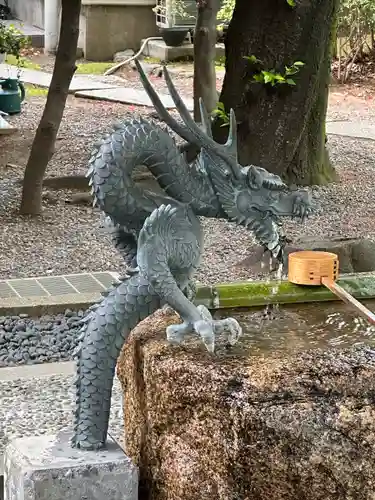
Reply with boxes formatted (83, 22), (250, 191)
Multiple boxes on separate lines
(0, 292), (101, 316)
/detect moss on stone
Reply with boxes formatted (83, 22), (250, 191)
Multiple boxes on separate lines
(195, 273), (375, 309)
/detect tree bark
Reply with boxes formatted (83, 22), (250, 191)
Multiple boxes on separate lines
(213, 0), (339, 186)
(193, 0), (220, 121)
(19, 0), (81, 215)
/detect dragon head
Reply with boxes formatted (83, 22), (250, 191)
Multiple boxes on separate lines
(134, 59), (314, 260)
(242, 165), (312, 221)
(223, 164), (313, 258)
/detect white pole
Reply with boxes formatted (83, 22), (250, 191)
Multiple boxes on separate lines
(44, 0), (61, 53)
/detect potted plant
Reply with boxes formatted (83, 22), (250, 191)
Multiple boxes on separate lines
(0, 22), (30, 68)
(153, 0), (193, 47)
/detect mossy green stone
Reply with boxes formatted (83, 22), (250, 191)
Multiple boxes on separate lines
(194, 273), (375, 309)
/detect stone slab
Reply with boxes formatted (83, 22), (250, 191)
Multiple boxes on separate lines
(0, 65), (119, 93)
(0, 117), (17, 135)
(4, 432), (137, 500)
(142, 38), (225, 62)
(326, 119), (375, 141)
(1, 21), (43, 37)
(0, 361), (75, 382)
(75, 86), (194, 111)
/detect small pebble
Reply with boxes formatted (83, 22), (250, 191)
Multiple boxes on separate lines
(0, 309), (90, 367)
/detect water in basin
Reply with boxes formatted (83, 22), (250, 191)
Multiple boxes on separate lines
(213, 300), (375, 356)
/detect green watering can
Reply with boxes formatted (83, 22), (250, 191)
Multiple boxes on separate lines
(0, 78), (25, 115)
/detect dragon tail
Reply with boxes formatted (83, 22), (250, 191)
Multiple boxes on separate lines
(71, 273), (161, 450)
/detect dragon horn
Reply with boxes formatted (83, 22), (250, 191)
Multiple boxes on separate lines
(134, 58), (196, 144)
(199, 98), (237, 163)
(224, 109), (238, 161)
(198, 97), (213, 138)
(163, 65), (242, 179)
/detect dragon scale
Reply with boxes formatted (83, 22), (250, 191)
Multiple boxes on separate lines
(88, 118), (220, 222)
(72, 274), (161, 449)
(72, 61), (314, 450)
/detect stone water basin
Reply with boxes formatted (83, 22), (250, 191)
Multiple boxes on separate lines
(117, 299), (375, 500)
(213, 300), (375, 355)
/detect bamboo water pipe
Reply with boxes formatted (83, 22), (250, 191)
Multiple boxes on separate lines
(288, 251), (375, 325)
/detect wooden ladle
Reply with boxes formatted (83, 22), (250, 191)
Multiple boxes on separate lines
(288, 250), (375, 325)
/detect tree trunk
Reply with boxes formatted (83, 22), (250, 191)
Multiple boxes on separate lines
(19, 0), (81, 215)
(193, 0), (220, 121)
(213, 0), (339, 186)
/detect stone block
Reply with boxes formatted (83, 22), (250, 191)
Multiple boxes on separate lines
(4, 431), (138, 500)
(114, 49), (135, 63)
(142, 39), (225, 62)
(237, 236), (375, 275)
(117, 309), (375, 500)
(81, 5), (158, 61)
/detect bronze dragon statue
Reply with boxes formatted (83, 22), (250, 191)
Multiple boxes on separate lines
(71, 60), (313, 450)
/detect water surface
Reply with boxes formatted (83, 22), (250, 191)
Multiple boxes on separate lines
(214, 300), (375, 356)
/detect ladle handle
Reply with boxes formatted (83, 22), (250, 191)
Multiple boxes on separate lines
(321, 277), (375, 325)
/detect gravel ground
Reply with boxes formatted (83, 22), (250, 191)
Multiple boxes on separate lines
(1, 76), (375, 285)
(0, 373), (124, 459)
(0, 309), (89, 367)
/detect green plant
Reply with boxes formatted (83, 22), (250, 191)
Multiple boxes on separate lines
(243, 55), (262, 65)
(5, 54), (40, 70)
(75, 61), (114, 75)
(215, 55), (226, 67)
(246, 56), (305, 87)
(217, 0), (235, 23)
(25, 84), (48, 97)
(211, 101), (230, 127)
(336, 0), (375, 82)
(0, 22), (30, 62)
(217, 0), (295, 25)
(152, 0), (193, 21)
(144, 56), (162, 64)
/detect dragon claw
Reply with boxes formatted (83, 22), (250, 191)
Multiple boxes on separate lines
(165, 305), (242, 353)
(166, 322), (188, 345)
(194, 319), (216, 353)
(126, 266), (139, 276)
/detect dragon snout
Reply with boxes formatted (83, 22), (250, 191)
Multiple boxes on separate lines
(268, 188), (314, 220)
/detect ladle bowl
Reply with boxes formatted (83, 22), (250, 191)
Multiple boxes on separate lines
(288, 250), (375, 325)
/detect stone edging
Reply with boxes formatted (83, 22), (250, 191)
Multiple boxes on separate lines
(0, 292), (101, 316)
(1, 272), (374, 316)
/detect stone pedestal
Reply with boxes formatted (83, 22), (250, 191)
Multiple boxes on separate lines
(141, 39), (225, 62)
(117, 309), (375, 500)
(4, 431), (138, 500)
